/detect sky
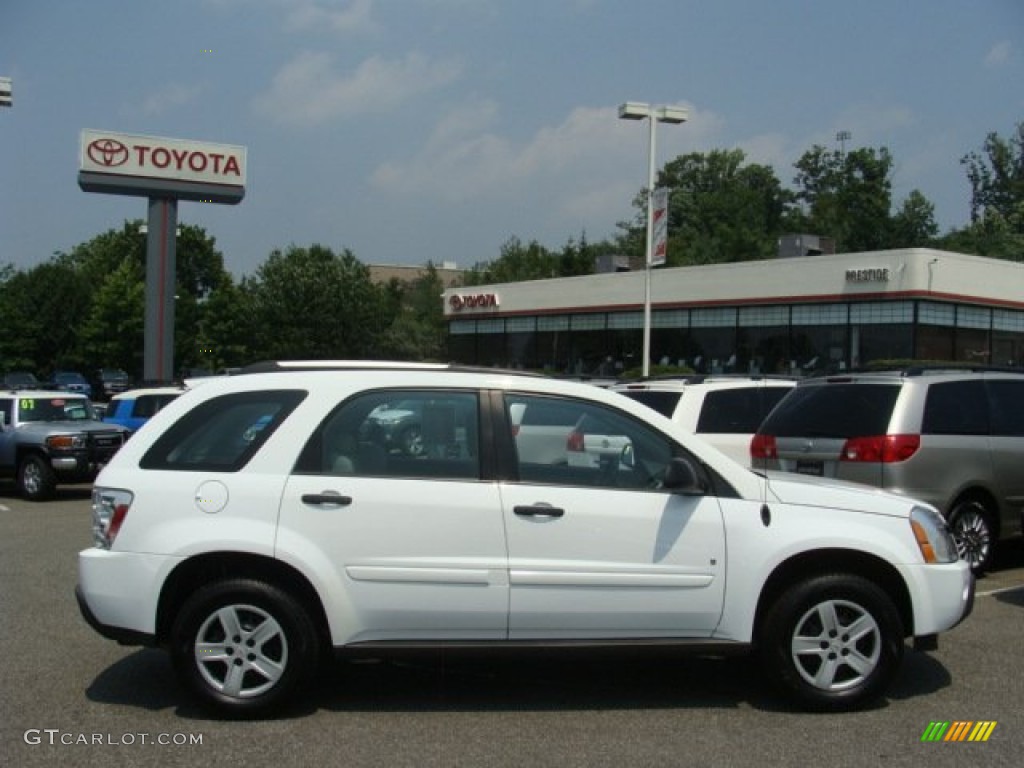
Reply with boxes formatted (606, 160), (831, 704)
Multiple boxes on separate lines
(1, 0), (1022, 278)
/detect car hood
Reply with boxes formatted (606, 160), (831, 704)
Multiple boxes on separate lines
(761, 470), (918, 519)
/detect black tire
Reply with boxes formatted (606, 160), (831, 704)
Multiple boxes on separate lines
(170, 579), (322, 717)
(758, 573), (904, 712)
(948, 499), (995, 574)
(18, 454), (57, 501)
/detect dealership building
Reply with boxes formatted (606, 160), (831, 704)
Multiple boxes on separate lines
(441, 248), (1024, 375)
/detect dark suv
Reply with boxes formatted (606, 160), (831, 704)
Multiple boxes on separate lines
(753, 368), (1024, 572)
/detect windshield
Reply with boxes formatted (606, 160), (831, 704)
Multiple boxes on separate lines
(5, 372), (39, 388)
(18, 396), (94, 422)
(55, 372), (87, 385)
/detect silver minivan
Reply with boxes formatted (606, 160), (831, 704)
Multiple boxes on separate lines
(752, 368), (1024, 572)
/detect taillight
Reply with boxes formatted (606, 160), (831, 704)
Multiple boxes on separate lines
(840, 434), (920, 463)
(750, 434), (777, 460)
(566, 430), (585, 452)
(92, 487), (134, 549)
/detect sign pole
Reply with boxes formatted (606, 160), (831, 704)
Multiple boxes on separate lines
(144, 197), (178, 383)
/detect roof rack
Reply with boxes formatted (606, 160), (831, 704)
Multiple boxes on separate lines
(622, 372), (798, 385)
(825, 363), (1024, 378)
(237, 360), (547, 379)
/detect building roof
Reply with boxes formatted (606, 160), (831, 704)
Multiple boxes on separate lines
(441, 248), (1024, 317)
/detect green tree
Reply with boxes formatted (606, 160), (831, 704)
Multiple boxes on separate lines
(64, 220), (235, 377)
(246, 244), (392, 360)
(462, 237), (560, 285)
(378, 263), (449, 361)
(890, 190), (939, 248)
(961, 121), (1024, 227)
(0, 258), (93, 376)
(939, 211), (1024, 261)
(78, 258), (146, 376)
(192, 278), (254, 371)
(652, 149), (792, 264)
(790, 145), (898, 252)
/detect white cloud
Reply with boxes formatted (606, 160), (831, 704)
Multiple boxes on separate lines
(284, 0), (378, 35)
(370, 102), (725, 231)
(737, 133), (792, 171)
(830, 104), (916, 146)
(985, 40), (1012, 68)
(127, 82), (206, 117)
(252, 50), (462, 126)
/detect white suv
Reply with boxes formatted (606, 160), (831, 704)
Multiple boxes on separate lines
(610, 376), (796, 465)
(77, 362), (973, 716)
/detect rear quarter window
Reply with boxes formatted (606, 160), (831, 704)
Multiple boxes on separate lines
(986, 380), (1024, 437)
(922, 380), (989, 435)
(759, 383), (900, 438)
(131, 393), (180, 419)
(616, 390), (683, 419)
(140, 390), (306, 472)
(696, 387), (790, 434)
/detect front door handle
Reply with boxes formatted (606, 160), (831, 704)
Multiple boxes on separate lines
(302, 493), (353, 506)
(513, 504), (565, 518)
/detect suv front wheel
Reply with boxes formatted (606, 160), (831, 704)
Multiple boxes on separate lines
(949, 499), (995, 574)
(18, 454), (57, 501)
(759, 573), (904, 711)
(170, 579), (322, 716)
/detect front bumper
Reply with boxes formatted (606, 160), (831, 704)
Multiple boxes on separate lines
(911, 560), (975, 641)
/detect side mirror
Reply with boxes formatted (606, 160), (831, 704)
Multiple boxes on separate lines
(663, 457), (706, 495)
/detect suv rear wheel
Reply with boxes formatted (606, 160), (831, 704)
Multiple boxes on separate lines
(948, 499), (995, 574)
(170, 579), (322, 716)
(759, 573), (904, 711)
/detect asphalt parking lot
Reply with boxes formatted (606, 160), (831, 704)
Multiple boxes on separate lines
(1, 484), (1021, 768)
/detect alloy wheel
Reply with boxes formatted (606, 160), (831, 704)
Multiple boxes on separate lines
(789, 598), (881, 692)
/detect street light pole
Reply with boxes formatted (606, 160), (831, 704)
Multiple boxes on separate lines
(618, 102), (687, 377)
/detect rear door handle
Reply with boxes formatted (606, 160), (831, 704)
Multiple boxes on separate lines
(513, 504), (565, 518)
(302, 493), (353, 506)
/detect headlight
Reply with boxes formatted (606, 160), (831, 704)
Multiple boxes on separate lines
(46, 434), (86, 450)
(910, 506), (958, 564)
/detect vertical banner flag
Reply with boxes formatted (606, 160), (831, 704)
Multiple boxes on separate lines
(652, 187), (669, 266)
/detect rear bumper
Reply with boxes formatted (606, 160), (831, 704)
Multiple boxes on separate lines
(75, 585), (155, 646)
(77, 548), (174, 646)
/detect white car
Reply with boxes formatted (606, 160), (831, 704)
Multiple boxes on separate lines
(610, 375), (796, 466)
(77, 361), (973, 717)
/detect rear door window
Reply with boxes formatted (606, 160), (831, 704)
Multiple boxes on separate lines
(294, 390), (481, 481)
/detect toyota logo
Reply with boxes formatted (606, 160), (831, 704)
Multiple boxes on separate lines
(87, 138), (129, 167)
(449, 295), (465, 310)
